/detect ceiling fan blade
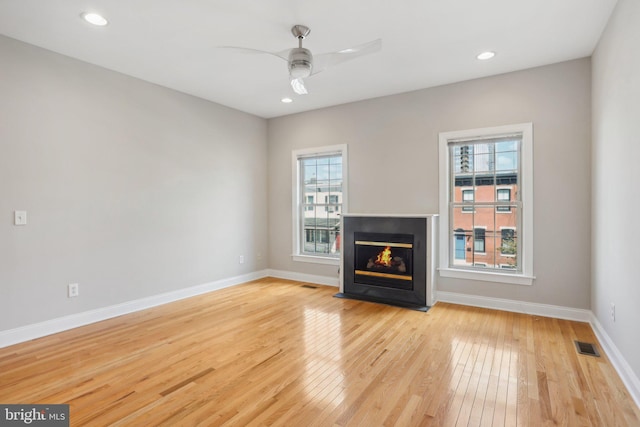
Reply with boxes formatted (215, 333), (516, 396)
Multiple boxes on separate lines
(311, 39), (382, 75)
(290, 77), (308, 95)
(219, 46), (291, 62)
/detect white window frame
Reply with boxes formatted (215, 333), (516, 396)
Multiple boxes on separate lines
(438, 123), (535, 285)
(292, 144), (348, 266)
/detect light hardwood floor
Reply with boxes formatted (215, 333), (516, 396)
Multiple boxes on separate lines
(1, 278), (639, 426)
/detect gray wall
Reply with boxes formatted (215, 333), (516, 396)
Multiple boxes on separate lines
(0, 36), (268, 330)
(1, 31), (596, 334)
(269, 58), (592, 309)
(592, 0), (640, 382)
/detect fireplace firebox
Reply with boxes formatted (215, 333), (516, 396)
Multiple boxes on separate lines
(338, 215), (437, 311)
(354, 232), (413, 291)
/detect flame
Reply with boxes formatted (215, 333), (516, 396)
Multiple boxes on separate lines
(375, 246), (393, 267)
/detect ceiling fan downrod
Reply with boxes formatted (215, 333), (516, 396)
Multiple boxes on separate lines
(291, 25), (310, 48)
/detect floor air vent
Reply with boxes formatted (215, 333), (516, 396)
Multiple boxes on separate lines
(575, 341), (600, 357)
(301, 284), (318, 289)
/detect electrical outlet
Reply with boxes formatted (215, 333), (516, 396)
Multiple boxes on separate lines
(14, 211), (27, 225)
(610, 303), (615, 322)
(68, 283), (79, 298)
(257, 253), (262, 260)
(239, 255), (245, 264)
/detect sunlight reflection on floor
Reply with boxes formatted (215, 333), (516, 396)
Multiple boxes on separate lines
(303, 307), (346, 408)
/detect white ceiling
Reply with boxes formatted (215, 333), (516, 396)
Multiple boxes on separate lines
(0, 0), (617, 118)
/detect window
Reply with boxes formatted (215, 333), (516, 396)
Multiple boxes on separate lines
(500, 228), (516, 256)
(497, 188), (511, 212)
(325, 195), (340, 213)
(462, 189), (474, 212)
(292, 145), (348, 265)
(305, 229), (330, 244)
(305, 229), (314, 243)
(474, 228), (486, 253)
(438, 123), (534, 285)
(305, 195), (315, 211)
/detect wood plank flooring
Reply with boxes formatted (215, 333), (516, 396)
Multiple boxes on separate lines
(1, 278), (639, 426)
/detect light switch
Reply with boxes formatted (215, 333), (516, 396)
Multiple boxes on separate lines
(14, 211), (27, 225)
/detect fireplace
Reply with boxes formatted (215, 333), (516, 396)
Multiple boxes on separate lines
(338, 215), (437, 311)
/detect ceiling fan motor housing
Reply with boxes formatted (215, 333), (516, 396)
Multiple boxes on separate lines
(289, 47), (313, 78)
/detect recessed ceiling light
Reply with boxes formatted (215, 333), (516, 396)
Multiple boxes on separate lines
(281, 97), (293, 103)
(477, 51), (496, 60)
(81, 12), (108, 26)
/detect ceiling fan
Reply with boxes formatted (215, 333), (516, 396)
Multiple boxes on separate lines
(223, 25), (382, 95)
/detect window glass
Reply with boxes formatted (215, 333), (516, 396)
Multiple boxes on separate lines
(296, 148), (345, 258)
(448, 135), (522, 272)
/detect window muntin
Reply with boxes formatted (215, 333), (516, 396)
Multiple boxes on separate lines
(293, 145), (347, 263)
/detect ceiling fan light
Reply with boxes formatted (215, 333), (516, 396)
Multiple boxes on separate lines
(290, 65), (311, 78)
(291, 78), (308, 95)
(288, 47), (313, 78)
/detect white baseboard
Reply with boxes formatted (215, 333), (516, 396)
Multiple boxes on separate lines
(435, 290), (592, 321)
(436, 290), (640, 408)
(589, 314), (640, 408)
(267, 269), (340, 287)
(0, 270), (269, 349)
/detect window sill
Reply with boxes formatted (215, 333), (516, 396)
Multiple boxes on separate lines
(438, 267), (535, 286)
(292, 254), (340, 266)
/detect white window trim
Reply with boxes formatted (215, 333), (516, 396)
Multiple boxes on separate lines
(438, 123), (535, 286)
(291, 144), (348, 266)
